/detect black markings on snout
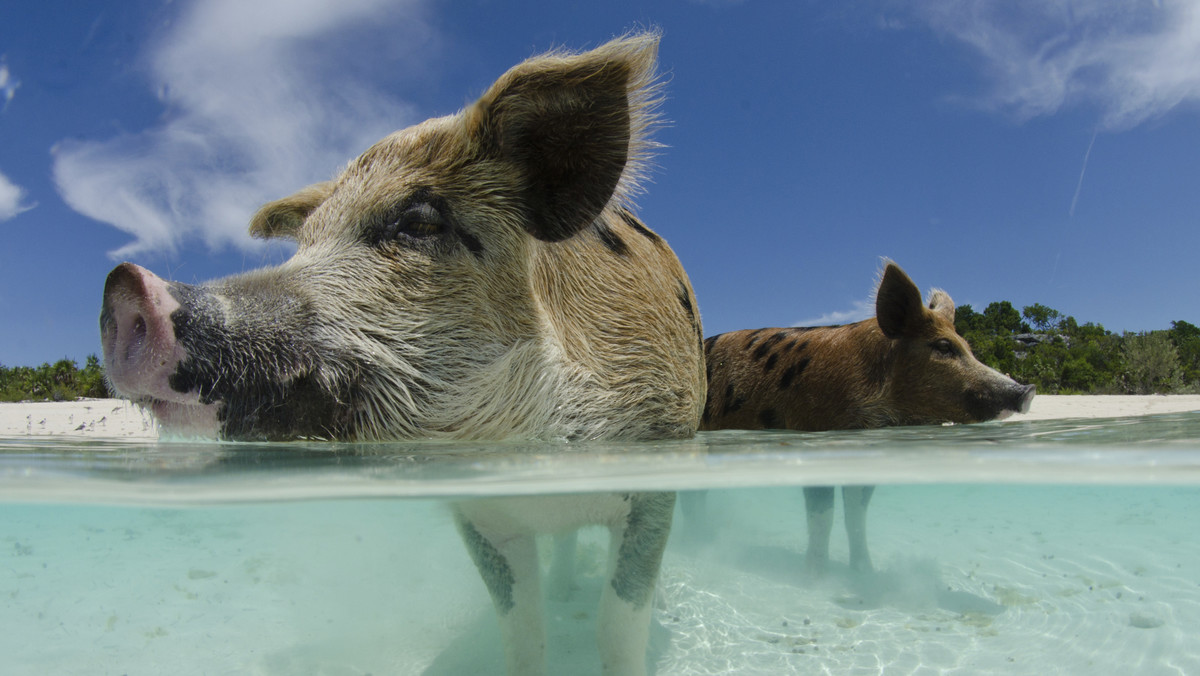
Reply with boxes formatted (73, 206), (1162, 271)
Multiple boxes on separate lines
(164, 282), (355, 440)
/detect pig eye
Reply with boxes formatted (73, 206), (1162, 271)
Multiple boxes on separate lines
(932, 339), (957, 356)
(382, 201), (445, 240)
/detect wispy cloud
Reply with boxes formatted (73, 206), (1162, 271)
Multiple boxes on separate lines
(793, 297), (874, 328)
(0, 169), (34, 221)
(900, 0), (1200, 130)
(52, 0), (435, 259)
(0, 61), (18, 110)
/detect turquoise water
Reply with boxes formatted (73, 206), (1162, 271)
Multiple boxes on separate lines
(2, 414), (1199, 674)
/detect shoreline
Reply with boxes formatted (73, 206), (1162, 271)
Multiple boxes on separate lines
(1, 395), (1198, 439)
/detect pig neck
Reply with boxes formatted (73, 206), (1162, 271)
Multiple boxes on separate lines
(807, 319), (909, 430)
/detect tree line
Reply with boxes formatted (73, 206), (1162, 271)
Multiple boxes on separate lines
(2, 305), (1198, 402)
(0, 355), (112, 402)
(955, 302), (1199, 394)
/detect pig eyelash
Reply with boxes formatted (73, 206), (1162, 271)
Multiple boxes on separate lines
(380, 201), (446, 240)
(368, 188), (454, 248)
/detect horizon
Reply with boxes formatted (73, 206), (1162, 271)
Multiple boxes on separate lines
(2, 1), (1198, 366)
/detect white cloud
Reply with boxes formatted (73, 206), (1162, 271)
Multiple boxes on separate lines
(53, 0), (434, 259)
(793, 297), (875, 328)
(0, 169), (34, 221)
(0, 62), (18, 109)
(900, 0), (1200, 129)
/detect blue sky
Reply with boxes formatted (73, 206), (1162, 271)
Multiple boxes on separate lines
(2, 0), (1198, 366)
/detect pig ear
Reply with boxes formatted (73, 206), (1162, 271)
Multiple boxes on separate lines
(875, 262), (924, 338)
(249, 181), (336, 240)
(467, 33), (661, 242)
(927, 289), (955, 322)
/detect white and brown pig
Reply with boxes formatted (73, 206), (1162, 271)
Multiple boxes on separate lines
(700, 262), (1033, 573)
(100, 34), (704, 676)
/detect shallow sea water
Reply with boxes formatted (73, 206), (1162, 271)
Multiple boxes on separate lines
(2, 413), (1199, 675)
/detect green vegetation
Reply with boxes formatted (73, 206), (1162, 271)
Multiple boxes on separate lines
(0, 355), (112, 402)
(955, 303), (1199, 395)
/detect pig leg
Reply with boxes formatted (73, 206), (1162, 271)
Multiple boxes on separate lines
(804, 486), (836, 574)
(455, 514), (546, 676)
(842, 485), (875, 573)
(547, 531), (578, 601)
(597, 492), (675, 676)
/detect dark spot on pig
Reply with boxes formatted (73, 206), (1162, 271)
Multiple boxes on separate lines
(703, 335), (719, 355)
(619, 208), (663, 246)
(779, 357), (810, 389)
(676, 281), (695, 322)
(721, 383), (746, 415)
(459, 230), (484, 259)
(752, 331), (788, 361)
(676, 279), (701, 349)
(763, 352), (778, 373)
(745, 329), (766, 349)
(595, 222), (629, 256)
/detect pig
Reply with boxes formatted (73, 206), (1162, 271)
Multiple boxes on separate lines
(699, 262), (1033, 573)
(99, 33), (705, 676)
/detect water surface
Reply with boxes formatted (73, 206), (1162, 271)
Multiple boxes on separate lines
(2, 414), (1198, 675)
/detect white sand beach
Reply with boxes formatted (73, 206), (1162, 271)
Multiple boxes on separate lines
(3, 395), (1198, 439)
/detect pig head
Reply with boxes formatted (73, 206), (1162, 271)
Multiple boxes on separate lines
(100, 34), (705, 443)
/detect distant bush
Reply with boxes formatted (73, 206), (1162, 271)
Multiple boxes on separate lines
(1121, 332), (1183, 394)
(955, 302), (1197, 395)
(0, 355), (112, 402)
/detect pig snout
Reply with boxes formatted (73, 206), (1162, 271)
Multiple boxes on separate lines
(1015, 383), (1036, 414)
(100, 263), (190, 404)
(983, 380), (1035, 422)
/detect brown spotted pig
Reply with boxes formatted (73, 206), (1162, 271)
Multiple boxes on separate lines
(100, 33), (704, 676)
(700, 262), (1033, 573)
